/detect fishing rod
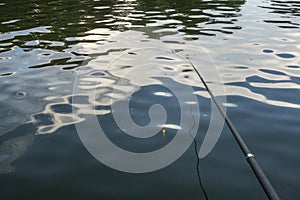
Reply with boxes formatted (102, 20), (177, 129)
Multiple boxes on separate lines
(188, 59), (280, 200)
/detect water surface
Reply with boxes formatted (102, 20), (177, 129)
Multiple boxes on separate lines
(0, 0), (300, 199)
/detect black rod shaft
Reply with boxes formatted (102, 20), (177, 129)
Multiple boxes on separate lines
(188, 60), (280, 200)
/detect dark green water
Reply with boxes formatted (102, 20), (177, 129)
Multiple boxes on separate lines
(0, 0), (300, 199)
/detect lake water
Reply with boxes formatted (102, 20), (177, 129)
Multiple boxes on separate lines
(0, 0), (299, 199)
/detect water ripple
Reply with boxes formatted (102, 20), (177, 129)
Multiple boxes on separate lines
(0, 0), (300, 199)
(259, 0), (300, 29)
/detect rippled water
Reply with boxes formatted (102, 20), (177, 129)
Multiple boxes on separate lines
(0, 0), (299, 199)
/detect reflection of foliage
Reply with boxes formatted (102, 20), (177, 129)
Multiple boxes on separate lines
(260, 0), (300, 17)
(0, 0), (245, 43)
(133, 0), (245, 35)
(259, 0), (300, 29)
(137, 0), (244, 11)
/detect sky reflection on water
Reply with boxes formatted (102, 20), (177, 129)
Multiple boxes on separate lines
(0, 0), (300, 199)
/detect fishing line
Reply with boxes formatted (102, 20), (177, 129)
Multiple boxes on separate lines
(188, 107), (209, 200)
(187, 59), (280, 200)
